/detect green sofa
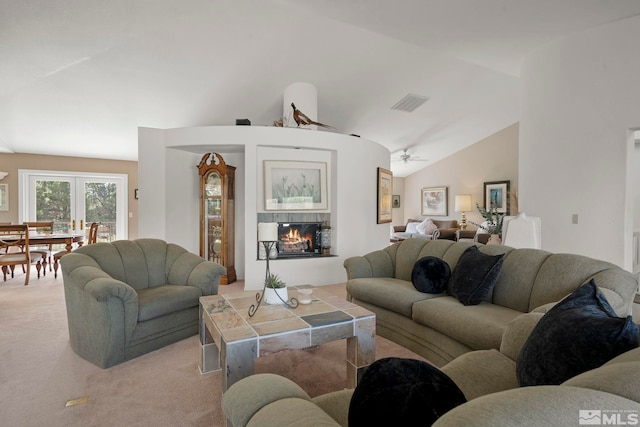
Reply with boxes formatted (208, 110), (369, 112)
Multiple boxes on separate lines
(61, 238), (226, 368)
(221, 315), (640, 426)
(344, 239), (637, 366)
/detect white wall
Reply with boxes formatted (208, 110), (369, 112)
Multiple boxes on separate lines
(403, 124), (519, 228)
(391, 177), (405, 229)
(138, 126), (390, 289)
(520, 15), (640, 270)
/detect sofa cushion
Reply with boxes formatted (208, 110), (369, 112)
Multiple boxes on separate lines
(416, 218), (438, 235)
(347, 278), (436, 318)
(516, 280), (640, 386)
(405, 222), (421, 234)
(348, 357), (466, 427)
(412, 256), (451, 294)
(412, 296), (522, 350)
(137, 285), (203, 322)
(449, 246), (505, 305)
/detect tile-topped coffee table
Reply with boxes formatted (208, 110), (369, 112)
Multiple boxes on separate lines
(199, 286), (376, 392)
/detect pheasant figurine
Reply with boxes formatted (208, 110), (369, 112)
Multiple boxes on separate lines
(291, 103), (333, 128)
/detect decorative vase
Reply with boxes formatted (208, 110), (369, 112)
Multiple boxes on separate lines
(264, 287), (288, 305)
(487, 234), (502, 245)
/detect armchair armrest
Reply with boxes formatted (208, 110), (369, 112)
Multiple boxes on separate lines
(61, 255), (140, 367)
(456, 229), (477, 240)
(435, 228), (457, 240)
(475, 233), (491, 244)
(167, 251), (226, 295)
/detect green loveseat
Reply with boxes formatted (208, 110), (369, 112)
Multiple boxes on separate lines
(61, 238), (226, 368)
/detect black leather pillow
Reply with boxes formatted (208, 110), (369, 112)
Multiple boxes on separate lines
(449, 245), (505, 305)
(348, 357), (466, 427)
(517, 280), (640, 386)
(411, 256), (451, 293)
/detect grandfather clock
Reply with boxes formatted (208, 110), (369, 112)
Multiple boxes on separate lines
(198, 152), (236, 284)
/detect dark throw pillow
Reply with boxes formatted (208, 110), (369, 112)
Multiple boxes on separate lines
(449, 245), (505, 305)
(348, 357), (466, 427)
(516, 280), (640, 387)
(411, 256), (451, 294)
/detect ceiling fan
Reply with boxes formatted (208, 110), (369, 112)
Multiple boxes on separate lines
(392, 148), (429, 164)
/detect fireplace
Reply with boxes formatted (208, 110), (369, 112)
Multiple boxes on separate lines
(277, 222), (322, 257)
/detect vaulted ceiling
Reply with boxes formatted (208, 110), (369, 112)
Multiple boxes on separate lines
(2, 0), (640, 176)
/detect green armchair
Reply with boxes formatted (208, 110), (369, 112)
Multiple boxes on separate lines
(61, 238), (226, 368)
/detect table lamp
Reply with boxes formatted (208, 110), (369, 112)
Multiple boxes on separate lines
(455, 195), (472, 230)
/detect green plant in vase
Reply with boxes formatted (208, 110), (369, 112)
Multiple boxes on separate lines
(470, 203), (505, 235)
(265, 273), (286, 289)
(264, 273), (288, 305)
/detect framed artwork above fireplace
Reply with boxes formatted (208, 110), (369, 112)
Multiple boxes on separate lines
(264, 160), (328, 211)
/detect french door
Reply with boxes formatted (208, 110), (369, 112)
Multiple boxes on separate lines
(18, 170), (128, 241)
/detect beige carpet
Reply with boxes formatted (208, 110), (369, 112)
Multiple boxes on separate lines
(0, 272), (428, 426)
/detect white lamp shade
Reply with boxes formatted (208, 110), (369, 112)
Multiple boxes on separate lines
(454, 194), (472, 212)
(258, 222), (279, 241)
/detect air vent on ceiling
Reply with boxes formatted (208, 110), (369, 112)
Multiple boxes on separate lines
(391, 94), (430, 113)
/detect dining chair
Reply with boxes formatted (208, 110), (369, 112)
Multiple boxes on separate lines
(52, 221), (99, 278)
(0, 224), (43, 285)
(24, 221), (55, 274)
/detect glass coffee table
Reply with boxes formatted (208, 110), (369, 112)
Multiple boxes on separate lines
(199, 286), (376, 392)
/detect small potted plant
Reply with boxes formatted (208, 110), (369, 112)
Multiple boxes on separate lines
(264, 273), (288, 305)
(470, 203), (505, 244)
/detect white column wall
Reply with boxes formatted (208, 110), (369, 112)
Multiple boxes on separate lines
(520, 15), (640, 269)
(138, 127), (167, 239)
(138, 126), (390, 289)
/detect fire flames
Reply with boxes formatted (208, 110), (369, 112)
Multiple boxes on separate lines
(280, 227), (313, 252)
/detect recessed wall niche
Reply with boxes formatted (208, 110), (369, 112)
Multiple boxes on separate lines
(257, 213), (331, 259)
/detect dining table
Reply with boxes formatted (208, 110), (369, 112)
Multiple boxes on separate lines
(29, 233), (86, 253)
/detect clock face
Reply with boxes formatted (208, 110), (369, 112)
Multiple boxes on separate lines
(205, 173), (222, 196)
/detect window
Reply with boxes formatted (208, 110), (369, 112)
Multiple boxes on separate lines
(18, 170), (128, 241)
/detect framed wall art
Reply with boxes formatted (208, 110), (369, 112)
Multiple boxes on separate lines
(484, 180), (510, 214)
(392, 195), (401, 208)
(377, 167), (393, 224)
(264, 160), (328, 210)
(421, 186), (448, 216)
(0, 184), (7, 211)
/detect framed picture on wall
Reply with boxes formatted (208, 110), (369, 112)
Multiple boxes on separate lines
(484, 180), (510, 214)
(421, 187), (448, 216)
(264, 160), (328, 210)
(377, 167), (393, 223)
(0, 184), (7, 211)
(392, 195), (401, 208)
